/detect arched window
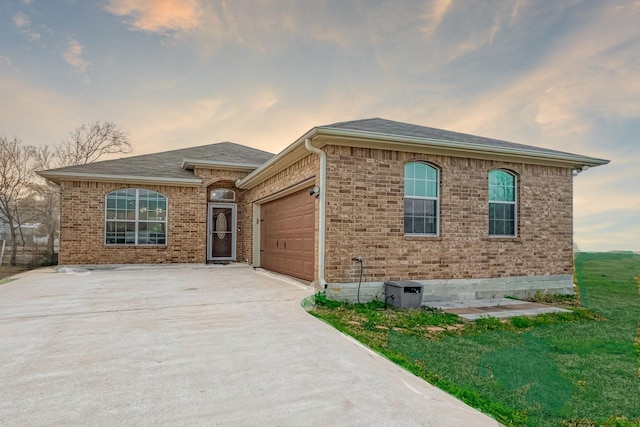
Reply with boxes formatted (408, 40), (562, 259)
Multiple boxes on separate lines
(404, 162), (439, 235)
(105, 189), (168, 245)
(209, 188), (235, 202)
(488, 170), (517, 236)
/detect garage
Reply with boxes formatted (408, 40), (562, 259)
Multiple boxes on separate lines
(260, 189), (315, 281)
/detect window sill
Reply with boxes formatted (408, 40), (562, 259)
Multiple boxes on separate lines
(104, 244), (168, 248)
(482, 236), (521, 242)
(404, 234), (442, 241)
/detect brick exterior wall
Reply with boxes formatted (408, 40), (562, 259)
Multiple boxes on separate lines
(322, 145), (574, 284)
(57, 144), (574, 291)
(58, 169), (254, 265)
(58, 181), (207, 264)
(57, 159), (321, 266)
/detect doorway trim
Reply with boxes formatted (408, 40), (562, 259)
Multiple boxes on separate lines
(207, 203), (237, 261)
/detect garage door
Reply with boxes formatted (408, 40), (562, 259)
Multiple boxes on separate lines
(260, 189), (315, 281)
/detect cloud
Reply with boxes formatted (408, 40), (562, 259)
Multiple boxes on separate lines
(106, 79), (381, 157)
(12, 11), (29, 27)
(533, 3), (640, 125)
(63, 38), (90, 81)
(420, 1), (525, 63)
(0, 56), (20, 73)
(120, 89), (281, 153)
(103, 1), (429, 55)
(104, 0), (203, 36)
(420, 0), (452, 37)
(12, 11), (41, 42)
(415, 2), (640, 153)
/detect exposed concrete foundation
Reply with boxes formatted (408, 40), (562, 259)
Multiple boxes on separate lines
(325, 274), (575, 304)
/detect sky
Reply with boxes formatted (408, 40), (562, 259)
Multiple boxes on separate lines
(1, 0), (638, 252)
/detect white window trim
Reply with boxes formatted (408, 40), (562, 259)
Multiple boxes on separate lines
(488, 171), (518, 238)
(404, 162), (440, 237)
(104, 189), (169, 246)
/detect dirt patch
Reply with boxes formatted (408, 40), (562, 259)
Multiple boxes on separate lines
(0, 266), (29, 281)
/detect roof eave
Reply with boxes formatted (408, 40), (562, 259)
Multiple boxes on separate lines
(36, 171), (203, 187)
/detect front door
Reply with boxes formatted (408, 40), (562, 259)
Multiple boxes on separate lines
(208, 203), (237, 261)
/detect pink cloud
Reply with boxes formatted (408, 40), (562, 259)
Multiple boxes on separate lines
(104, 0), (203, 35)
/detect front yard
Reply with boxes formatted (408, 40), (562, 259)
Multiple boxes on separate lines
(312, 252), (640, 426)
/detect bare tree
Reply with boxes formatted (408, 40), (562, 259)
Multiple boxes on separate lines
(0, 136), (36, 265)
(32, 145), (60, 263)
(55, 121), (132, 166)
(33, 122), (133, 264)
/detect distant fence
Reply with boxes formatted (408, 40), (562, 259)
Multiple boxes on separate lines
(0, 224), (58, 266)
(0, 239), (58, 267)
(0, 223), (51, 245)
(0, 240), (5, 265)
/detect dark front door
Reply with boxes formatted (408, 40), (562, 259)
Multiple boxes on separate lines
(208, 203), (236, 261)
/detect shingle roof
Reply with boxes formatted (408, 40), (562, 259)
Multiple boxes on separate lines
(39, 142), (274, 182)
(238, 117), (609, 189)
(40, 118), (608, 187)
(320, 118), (582, 158)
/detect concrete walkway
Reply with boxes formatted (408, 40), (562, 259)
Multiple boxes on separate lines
(431, 298), (571, 321)
(0, 265), (500, 426)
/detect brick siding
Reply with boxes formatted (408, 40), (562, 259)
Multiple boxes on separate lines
(58, 181), (206, 264)
(58, 144), (574, 287)
(322, 145), (574, 284)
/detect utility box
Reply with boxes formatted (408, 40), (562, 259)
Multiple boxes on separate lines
(384, 281), (424, 309)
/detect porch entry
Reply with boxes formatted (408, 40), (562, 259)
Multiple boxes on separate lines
(207, 203), (237, 261)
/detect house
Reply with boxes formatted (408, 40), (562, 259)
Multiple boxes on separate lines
(38, 118), (609, 302)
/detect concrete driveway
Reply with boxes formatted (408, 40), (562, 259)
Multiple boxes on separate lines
(0, 265), (500, 426)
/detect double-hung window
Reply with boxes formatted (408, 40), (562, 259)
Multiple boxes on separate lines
(105, 189), (168, 245)
(404, 162), (439, 235)
(488, 170), (517, 236)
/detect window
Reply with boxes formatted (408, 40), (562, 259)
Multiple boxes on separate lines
(488, 170), (516, 236)
(209, 188), (235, 202)
(105, 189), (167, 245)
(404, 162), (439, 235)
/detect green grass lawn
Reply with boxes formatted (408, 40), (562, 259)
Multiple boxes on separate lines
(311, 252), (640, 426)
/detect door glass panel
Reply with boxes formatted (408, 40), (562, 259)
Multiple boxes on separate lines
(215, 212), (228, 239)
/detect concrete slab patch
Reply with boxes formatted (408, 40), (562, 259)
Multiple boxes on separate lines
(430, 298), (571, 321)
